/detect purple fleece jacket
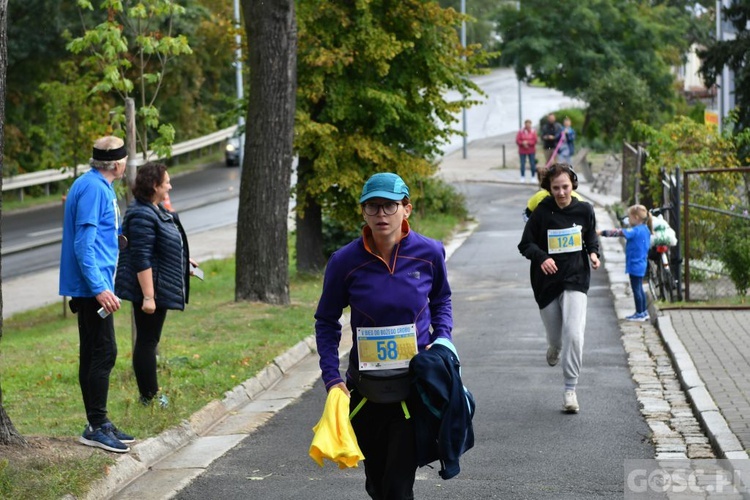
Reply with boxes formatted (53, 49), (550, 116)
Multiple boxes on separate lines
(315, 222), (453, 391)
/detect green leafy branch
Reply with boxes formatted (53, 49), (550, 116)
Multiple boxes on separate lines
(67, 0), (192, 160)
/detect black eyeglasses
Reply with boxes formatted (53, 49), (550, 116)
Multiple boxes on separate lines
(363, 201), (401, 216)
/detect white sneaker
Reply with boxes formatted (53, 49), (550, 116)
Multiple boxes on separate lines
(520, 176), (526, 183)
(563, 390), (579, 413)
(546, 345), (561, 366)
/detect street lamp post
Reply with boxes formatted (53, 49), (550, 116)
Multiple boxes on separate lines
(461, 0), (467, 159)
(517, 1), (522, 130)
(233, 0), (245, 165)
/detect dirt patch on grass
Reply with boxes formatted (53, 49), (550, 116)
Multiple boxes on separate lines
(1, 435), (99, 464)
(1, 436), (115, 499)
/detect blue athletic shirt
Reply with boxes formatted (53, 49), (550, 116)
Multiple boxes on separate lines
(59, 169), (120, 297)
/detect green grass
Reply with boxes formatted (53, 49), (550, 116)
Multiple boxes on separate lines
(2, 258), (321, 439)
(0, 453), (115, 500)
(409, 212), (464, 243)
(0, 213), (460, 499)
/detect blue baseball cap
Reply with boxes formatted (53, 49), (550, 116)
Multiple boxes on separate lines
(359, 173), (410, 203)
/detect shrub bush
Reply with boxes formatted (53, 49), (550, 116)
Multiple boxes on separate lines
(717, 213), (750, 299)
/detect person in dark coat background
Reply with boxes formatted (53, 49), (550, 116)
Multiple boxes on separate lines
(540, 113), (563, 163)
(115, 162), (199, 408)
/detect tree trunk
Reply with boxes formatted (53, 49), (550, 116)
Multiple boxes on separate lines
(295, 156), (326, 274)
(0, 0), (28, 447)
(236, 0), (297, 304)
(0, 387), (27, 446)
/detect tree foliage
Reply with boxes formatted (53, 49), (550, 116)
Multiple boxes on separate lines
(583, 67), (655, 140)
(635, 116), (744, 202)
(698, 1), (750, 150)
(294, 0), (487, 271)
(634, 115), (750, 262)
(4, 1), (237, 175)
(718, 213), (750, 299)
(4, 1), (87, 173)
(148, 0), (240, 136)
(28, 62), (110, 173)
(67, 0), (194, 159)
(495, 0), (692, 142)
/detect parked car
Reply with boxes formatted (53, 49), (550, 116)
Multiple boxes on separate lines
(225, 132), (241, 167)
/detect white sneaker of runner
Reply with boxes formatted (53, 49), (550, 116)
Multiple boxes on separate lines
(563, 390), (579, 414)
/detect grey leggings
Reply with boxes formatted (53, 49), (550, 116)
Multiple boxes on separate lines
(539, 290), (587, 389)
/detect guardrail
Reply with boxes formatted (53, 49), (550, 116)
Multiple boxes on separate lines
(2, 125), (238, 199)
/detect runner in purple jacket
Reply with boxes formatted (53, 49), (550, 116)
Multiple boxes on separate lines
(315, 172), (453, 499)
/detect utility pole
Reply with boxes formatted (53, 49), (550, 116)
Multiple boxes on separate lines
(124, 97), (138, 346)
(715, 0), (736, 133)
(517, 1), (522, 130)
(233, 0), (245, 165)
(125, 98), (137, 198)
(716, 0), (723, 132)
(461, 0), (467, 159)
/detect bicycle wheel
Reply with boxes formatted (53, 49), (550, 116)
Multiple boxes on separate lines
(661, 266), (675, 302)
(647, 260), (662, 301)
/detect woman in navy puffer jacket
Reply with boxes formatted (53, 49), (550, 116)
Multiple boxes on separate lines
(115, 162), (198, 407)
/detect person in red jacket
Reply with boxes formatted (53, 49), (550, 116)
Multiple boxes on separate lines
(516, 119), (538, 183)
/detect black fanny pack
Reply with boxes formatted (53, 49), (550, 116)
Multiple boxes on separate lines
(355, 368), (412, 404)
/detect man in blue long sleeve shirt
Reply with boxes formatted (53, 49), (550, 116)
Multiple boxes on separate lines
(59, 135), (134, 453)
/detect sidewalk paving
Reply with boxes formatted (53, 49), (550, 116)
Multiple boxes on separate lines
(3, 132), (748, 499)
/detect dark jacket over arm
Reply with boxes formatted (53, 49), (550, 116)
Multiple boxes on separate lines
(409, 342), (475, 480)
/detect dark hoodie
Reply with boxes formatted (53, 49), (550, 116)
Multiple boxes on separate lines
(518, 196), (600, 309)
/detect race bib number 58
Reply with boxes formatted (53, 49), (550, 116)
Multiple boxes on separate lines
(547, 226), (583, 254)
(357, 323), (417, 371)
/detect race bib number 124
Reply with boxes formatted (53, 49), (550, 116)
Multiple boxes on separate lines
(547, 226), (583, 254)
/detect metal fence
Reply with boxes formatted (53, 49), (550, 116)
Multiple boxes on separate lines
(610, 142), (750, 303)
(682, 167), (750, 302)
(621, 142), (648, 206)
(2, 125), (237, 199)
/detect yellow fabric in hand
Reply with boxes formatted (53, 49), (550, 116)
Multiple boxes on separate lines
(309, 387), (365, 469)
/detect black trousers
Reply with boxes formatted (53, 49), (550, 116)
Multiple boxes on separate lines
(349, 389), (417, 500)
(132, 305), (168, 399)
(73, 297), (117, 428)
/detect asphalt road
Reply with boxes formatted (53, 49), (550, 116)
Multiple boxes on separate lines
(173, 182), (653, 500)
(0, 161), (241, 279)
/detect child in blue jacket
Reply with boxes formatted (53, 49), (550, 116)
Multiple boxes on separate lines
(598, 204), (653, 321)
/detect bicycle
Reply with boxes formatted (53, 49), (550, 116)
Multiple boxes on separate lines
(647, 207), (677, 302)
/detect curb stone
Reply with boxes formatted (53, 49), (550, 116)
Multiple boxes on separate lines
(83, 335), (317, 500)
